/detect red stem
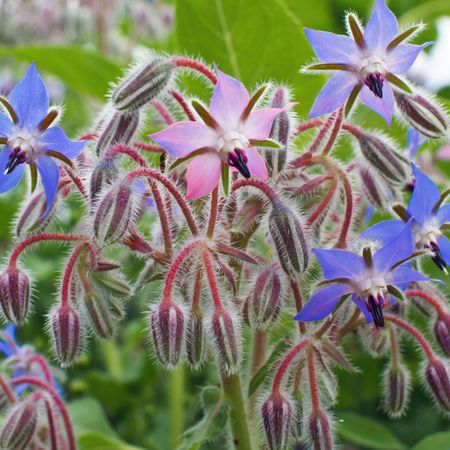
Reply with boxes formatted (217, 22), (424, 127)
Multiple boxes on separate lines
(308, 112), (337, 154)
(44, 398), (59, 450)
(291, 278), (306, 334)
(61, 243), (89, 308)
(232, 178), (280, 206)
(0, 376), (16, 403)
(151, 100), (174, 125)
(133, 141), (165, 153)
(308, 350), (320, 411)
(335, 171), (353, 248)
(207, 186), (219, 239)
(406, 289), (446, 315)
(171, 57), (217, 84)
(170, 90), (196, 121)
(107, 144), (148, 166)
(321, 107), (343, 156)
(307, 177), (337, 226)
(26, 355), (54, 384)
(202, 248), (223, 312)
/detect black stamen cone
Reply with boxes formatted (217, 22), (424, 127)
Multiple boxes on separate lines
(228, 149), (251, 179)
(4, 148), (26, 175)
(366, 73), (384, 99)
(368, 295), (385, 328)
(430, 242), (447, 272)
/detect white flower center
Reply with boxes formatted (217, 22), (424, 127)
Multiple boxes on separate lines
(7, 127), (40, 158)
(359, 52), (387, 78)
(216, 131), (249, 155)
(413, 219), (442, 248)
(356, 270), (388, 299)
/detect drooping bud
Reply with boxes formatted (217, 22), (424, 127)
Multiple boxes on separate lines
(111, 55), (173, 111)
(95, 109), (140, 155)
(90, 272), (131, 298)
(358, 167), (388, 210)
(434, 314), (450, 356)
(394, 91), (448, 139)
(360, 325), (390, 357)
(269, 203), (309, 276)
(308, 408), (333, 450)
(424, 358), (450, 412)
(93, 182), (136, 244)
(0, 268), (31, 326)
(50, 304), (84, 366)
(185, 309), (206, 368)
(355, 132), (409, 186)
(90, 155), (120, 201)
(0, 397), (38, 450)
(261, 392), (293, 450)
(209, 309), (241, 373)
(150, 301), (185, 368)
(82, 290), (115, 339)
(383, 364), (410, 418)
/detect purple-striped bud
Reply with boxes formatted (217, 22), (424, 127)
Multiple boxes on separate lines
(50, 304), (84, 366)
(243, 265), (283, 329)
(383, 364), (410, 418)
(90, 156), (119, 201)
(0, 268), (31, 326)
(0, 397), (38, 450)
(261, 392), (293, 450)
(424, 358), (450, 412)
(359, 167), (387, 210)
(96, 109), (140, 155)
(185, 309), (206, 369)
(269, 204), (309, 276)
(394, 91), (448, 139)
(434, 314), (450, 356)
(308, 408), (333, 450)
(82, 291), (115, 339)
(93, 182), (136, 244)
(210, 309), (241, 373)
(112, 56), (173, 111)
(150, 301), (185, 368)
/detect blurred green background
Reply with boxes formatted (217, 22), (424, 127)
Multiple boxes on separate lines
(1, 0), (450, 449)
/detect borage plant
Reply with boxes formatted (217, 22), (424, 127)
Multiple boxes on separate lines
(0, 0), (450, 449)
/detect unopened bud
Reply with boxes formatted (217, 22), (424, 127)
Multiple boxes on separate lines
(308, 408), (333, 450)
(210, 309), (241, 373)
(361, 327), (390, 357)
(424, 358), (450, 412)
(359, 167), (387, 210)
(0, 268), (31, 326)
(185, 309), (206, 368)
(433, 314), (450, 356)
(112, 56), (173, 111)
(82, 290), (115, 339)
(90, 156), (119, 201)
(0, 397), (38, 450)
(383, 364), (410, 418)
(261, 392), (293, 450)
(269, 204), (309, 276)
(394, 91), (448, 139)
(93, 182), (136, 244)
(50, 304), (84, 366)
(90, 272), (131, 298)
(150, 301), (185, 368)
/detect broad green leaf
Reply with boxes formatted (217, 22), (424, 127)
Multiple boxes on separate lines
(411, 432), (450, 450)
(78, 432), (145, 450)
(337, 412), (406, 450)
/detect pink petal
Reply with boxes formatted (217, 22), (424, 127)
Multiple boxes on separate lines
(246, 147), (268, 180)
(436, 145), (450, 161)
(149, 121), (217, 158)
(243, 107), (284, 140)
(186, 152), (222, 199)
(209, 68), (249, 130)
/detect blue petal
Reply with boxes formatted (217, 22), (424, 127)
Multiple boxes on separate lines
(294, 283), (352, 321)
(351, 295), (373, 324)
(364, 204), (375, 224)
(40, 126), (85, 159)
(313, 248), (365, 280)
(361, 219), (405, 243)
(406, 128), (425, 160)
(388, 43), (432, 75)
(304, 28), (358, 64)
(436, 204), (450, 226)
(364, 0), (399, 51)
(438, 237), (450, 266)
(0, 342), (13, 357)
(390, 266), (429, 285)
(34, 155), (60, 218)
(359, 82), (394, 125)
(0, 113), (13, 138)
(8, 63), (49, 130)
(408, 163), (440, 225)
(373, 220), (414, 272)
(4, 324), (17, 342)
(0, 147), (25, 193)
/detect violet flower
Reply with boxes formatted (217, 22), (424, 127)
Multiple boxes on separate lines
(295, 221), (428, 327)
(305, 0), (430, 124)
(0, 64), (85, 216)
(149, 68), (289, 199)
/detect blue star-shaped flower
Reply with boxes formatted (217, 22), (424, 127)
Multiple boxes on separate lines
(0, 64), (85, 216)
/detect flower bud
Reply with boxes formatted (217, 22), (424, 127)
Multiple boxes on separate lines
(433, 314), (450, 356)
(209, 309), (241, 373)
(111, 55), (173, 111)
(383, 364), (410, 418)
(269, 204), (309, 276)
(0, 268), (31, 326)
(50, 304), (84, 366)
(308, 408), (333, 450)
(424, 358), (450, 412)
(261, 392), (293, 450)
(93, 182), (136, 244)
(150, 301), (185, 368)
(82, 291), (115, 339)
(90, 155), (119, 201)
(185, 309), (206, 368)
(90, 272), (131, 298)
(96, 109), (140, 155)
(360, 327), (390, 357)
(359, 167), (387, 210)
(394, 91), (448, 139)
(0, 397), (38, 450)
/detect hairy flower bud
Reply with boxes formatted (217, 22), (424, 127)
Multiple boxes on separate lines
(359, 167), (387, 210)
(0, 268), (31, 326)
(394, 91), (448, 139)
(95, 109), (140, 155)
(90, 156), (120, 201)
(361, 327), (390, 357)
(185, 309), (206, 368)
(209, 309), (241, 373)
(261, 392), (293, 450)
(111, 56), (173, 111)
(50, 304), (84, 366)
(82, 290), (115, 339)
(424, 358), (450, 412)
(308, 408), (333, 450)
(434, 314), (450, 356)
(383, 364), (410, 418)
(355, 132), (409, 186)
(150, 301), (185, 368)
(269, 204), (309, 276)
(0, 397), (38, 450)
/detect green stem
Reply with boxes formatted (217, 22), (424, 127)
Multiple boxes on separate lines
(101, 340), (123, 379)
(221, 372), (253, 450)
(169, 365), (185, 449)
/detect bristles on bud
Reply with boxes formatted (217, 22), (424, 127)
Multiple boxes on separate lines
(383, 363), (410, 418)
(424, 358), (450, 413)
(185, 309), (206, 369)
(0, 268), (31, 326)
(261, 392), (293, 450)
(308, 408), (333, 450)
(433, 314), (450, 356)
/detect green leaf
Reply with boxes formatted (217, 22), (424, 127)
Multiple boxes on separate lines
(0, 45), (121, 98)
(411, 432), (450, 450)
(337, 412), (406, 450)
(78, 432), (146, 450)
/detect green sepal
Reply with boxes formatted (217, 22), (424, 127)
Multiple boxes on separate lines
(221, 163), (230, 196)
(249, 138), (282, 149)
